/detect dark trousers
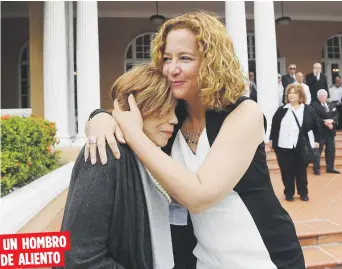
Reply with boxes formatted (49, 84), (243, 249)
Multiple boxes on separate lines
(337, 104), (342, 130)
(275, 147), (309, 197)
(313, 135), (336, 172)
(171, 215), (197, 269)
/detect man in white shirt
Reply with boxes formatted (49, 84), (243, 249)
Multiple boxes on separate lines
(295, 72), (311, 104)
(329, 75), (342, 103)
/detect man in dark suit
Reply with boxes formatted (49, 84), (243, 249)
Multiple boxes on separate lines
(306, 63), (329, 103)
(281, 64), (297, 103)
(311, 89), (340, 175)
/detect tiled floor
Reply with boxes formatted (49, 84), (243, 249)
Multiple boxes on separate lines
(270, 169), (342, 268)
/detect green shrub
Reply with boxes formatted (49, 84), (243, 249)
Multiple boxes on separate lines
(1, 115), (61, 196)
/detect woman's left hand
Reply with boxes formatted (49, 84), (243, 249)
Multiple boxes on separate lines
(112, 94), (144, 141)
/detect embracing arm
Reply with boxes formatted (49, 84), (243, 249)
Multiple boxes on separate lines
(124, 100), (264, 214)
(84, 110), (126, 164)
(62, 151), (125, 269)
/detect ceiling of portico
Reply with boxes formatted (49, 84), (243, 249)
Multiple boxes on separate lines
(1, 1), (342, 22)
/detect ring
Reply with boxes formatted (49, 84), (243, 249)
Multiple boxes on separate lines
(88, 136), (97, 144)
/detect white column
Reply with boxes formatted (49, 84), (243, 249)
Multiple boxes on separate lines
(254, 1), (279, 142)
(66, 1), (76, 139)
(75, 1), (101, 144)
(225, 1), (249, 79)
(43, 1), (71, 147)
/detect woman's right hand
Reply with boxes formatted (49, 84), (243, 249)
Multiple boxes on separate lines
(85, 112), (126, 165)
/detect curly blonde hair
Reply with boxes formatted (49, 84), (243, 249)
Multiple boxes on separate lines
(285, 83), (307, 104)
(151, 10), (246, 110)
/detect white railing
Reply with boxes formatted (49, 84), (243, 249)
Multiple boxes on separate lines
(1, 108), (32, 118)
(0, 162), (74, 234)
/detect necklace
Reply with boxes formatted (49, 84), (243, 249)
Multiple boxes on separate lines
(146, 169), (172, 204)
(183, 118), (205, 145)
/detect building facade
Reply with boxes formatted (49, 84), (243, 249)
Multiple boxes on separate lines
(1, 1), (342, 146)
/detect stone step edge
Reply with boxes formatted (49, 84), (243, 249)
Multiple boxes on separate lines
(306, 260), (341, 269)
(304, 243), (342, 269)
(299, 231), (342, 247)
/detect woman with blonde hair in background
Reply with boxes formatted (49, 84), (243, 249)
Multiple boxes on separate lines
(270, 84), (321, 202)
(85, 11), (305, 269)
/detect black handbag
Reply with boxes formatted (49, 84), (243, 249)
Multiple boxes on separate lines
(291, 111), (320, 163)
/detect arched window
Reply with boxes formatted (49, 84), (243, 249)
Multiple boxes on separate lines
(124, 32), (156, 72)
(322, 34), (342, 86)
(18, 42), (30, 108)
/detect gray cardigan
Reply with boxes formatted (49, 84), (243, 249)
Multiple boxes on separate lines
(56, 144), (173, 269)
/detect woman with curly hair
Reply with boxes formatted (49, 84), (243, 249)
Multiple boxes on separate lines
(85, 11), (305, 269)
(269, 84), (320, 202)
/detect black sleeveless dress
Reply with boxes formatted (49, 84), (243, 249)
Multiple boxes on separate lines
(162, 96), (305, 269)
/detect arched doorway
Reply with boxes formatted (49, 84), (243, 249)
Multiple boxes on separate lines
(322, 34), (342, 86)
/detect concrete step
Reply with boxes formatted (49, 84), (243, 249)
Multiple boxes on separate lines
(303, 244), (342, 269)
(295, 220), (342, 268)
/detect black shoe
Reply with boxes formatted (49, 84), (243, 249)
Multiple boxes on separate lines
(300, 195), (310, 201)
(285, 196), (294, 201)
(314, 170), (321, 175)
(326, 169), (341, 174)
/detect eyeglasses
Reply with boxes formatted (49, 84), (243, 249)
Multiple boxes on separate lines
(289, 67), (296, 70)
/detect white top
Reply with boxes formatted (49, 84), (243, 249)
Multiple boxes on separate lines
(169, 129), (210, 226)
(295, 81), (311, 104)
(278, 104), (315, 149)
(329, 85), (342, 102)
(170, 129), (278, 269)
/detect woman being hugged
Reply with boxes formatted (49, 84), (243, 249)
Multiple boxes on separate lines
(86, 11), (305, 269)
(58, 64), (176, 269)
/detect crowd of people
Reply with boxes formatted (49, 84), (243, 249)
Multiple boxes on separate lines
(248, 63), (341, 202)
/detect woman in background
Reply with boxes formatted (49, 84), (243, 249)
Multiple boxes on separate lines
(270, 83), (320, 202)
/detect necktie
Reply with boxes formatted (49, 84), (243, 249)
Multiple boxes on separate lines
(323, 103), (329, 112)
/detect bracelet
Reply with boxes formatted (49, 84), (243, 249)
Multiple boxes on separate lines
(88, 109), (112, 121)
